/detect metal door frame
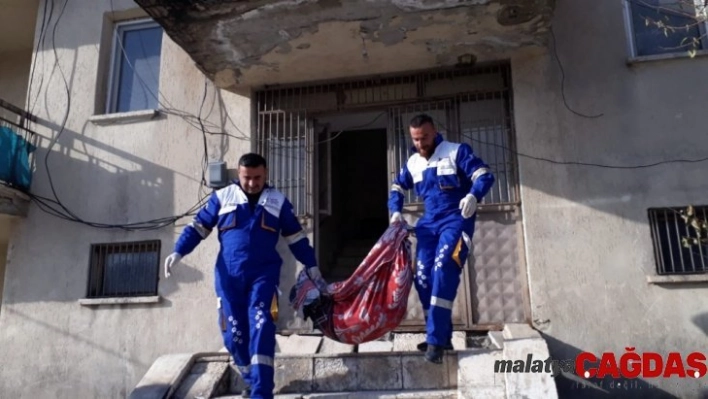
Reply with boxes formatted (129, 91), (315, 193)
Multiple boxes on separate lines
(252, 63), (532, 331)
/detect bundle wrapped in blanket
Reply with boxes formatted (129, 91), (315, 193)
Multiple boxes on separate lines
(289, 223), (414, 344)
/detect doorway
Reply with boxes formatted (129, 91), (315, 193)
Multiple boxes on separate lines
(255, 63), (530, 331)
(316, 127), (389, 282)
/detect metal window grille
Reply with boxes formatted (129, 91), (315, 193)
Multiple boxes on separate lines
(255, 107), (312, 217)
(456, 66), (517, 205)
(648, 207), (708, 275)
(255, 63), (517, 213)
(86, 240), (161, 298)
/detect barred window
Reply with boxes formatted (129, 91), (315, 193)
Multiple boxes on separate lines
(648, 206), (708, 275)
(86, 240), (161, 298)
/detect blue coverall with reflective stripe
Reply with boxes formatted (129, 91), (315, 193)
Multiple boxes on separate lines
(388, 133), (495, 347)
(174, 182), (317, 399)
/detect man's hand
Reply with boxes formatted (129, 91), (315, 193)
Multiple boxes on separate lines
(306, 266), (328, 293)
(390, 211), (404, 225)
(459, 194), (478, 219)
(164, 253), (182, 278)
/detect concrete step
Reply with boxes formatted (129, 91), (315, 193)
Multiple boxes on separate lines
(129, 325), (559, 399)
(216, 389), (459, 398)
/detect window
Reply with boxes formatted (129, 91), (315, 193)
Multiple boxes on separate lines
(625, 0), (707, 57)
(648, 206), (708, 275)
(86, 240), (161, 298)
(107, 19), (163, 114)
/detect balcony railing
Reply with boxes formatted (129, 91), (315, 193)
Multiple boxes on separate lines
(0, 98), (37, 194)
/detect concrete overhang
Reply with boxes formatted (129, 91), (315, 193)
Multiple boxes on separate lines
(0, 184), (30, 219)
(135, 0), (555, 91)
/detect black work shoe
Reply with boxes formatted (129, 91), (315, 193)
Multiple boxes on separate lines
(416, 340), (454, 352)
(241, 387), (251, 398)
(424, 344), (445, 364)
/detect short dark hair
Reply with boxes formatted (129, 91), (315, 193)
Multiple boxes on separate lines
(238, 153), (267, 168)
(409, 114), (435, 128)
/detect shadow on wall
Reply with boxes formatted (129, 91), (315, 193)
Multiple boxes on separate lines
(513, 0), (708, 225)
(2, 115), (209, 305)
(2, 305), (168, 369)
(3, 28), (252, 306)
(542, 334), (685, 399)
(691, 311), (708, 337)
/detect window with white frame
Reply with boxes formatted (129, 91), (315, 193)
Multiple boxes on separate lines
(625, 0), (707, 57)
(107, 19), (163, 114)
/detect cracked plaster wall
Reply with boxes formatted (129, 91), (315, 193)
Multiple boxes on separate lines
(137, 0), (552, 89)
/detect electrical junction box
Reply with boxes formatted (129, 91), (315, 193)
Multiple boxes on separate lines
(207, 161), (228, 188)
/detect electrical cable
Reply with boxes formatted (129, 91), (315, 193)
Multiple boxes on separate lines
(21, 0), (708, 233)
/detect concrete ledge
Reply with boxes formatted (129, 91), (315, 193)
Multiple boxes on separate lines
(273, 389), (459, 398)
(0, 184), (30, 217)
(138, 344), (557, 397)
(173, 360), (230, 399)
(277, 334), (322, 355)
(79, 296), (161, 306)
(458, 349), (504, 388)
(488, 331), (504, 349)
(502, 338), (558, 399)
(647, 274), (708, 284)
(502, 323), (540, 340)
(89, 109), (160, 125)
(274, 349), (492, 393)
(129, 353), (195, 399)
(627, 49), (708, 66)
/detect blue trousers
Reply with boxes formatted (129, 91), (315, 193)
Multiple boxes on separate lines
(217, 272), (278, 399)
(414, 212), (474, 346)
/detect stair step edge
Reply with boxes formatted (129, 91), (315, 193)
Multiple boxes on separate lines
(215, 388), (460, 399)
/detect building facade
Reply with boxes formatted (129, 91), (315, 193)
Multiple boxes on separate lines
(1, 0), (708, 398)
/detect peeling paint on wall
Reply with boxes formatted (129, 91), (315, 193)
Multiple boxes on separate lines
(135, 0), (555, 89)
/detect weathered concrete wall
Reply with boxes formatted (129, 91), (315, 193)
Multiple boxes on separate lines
(513, 0), (708, 398)
(0, 1), (263, 398)
(0, 240), (7, 313)
(0, 49), (32, 121)
(135, 0), (554, 90)
(0, 216), (14, 308)
(0, 0), (39, 54)
(0, 48), (32, 314)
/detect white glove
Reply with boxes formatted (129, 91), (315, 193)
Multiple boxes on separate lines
(459, 194), (478, 219)
(390, 211), (404, 225)
(306, 266), (328, 293)
(164, 252), (182, 278)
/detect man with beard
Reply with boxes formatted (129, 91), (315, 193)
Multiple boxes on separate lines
(388, 114), (495, 364)
(163, 153), (327, 399)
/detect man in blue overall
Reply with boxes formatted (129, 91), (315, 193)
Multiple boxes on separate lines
(388, 114), (495, 364)
(164, 153), (327, 399)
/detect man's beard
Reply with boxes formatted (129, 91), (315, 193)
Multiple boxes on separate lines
(244, 187), (263, 194)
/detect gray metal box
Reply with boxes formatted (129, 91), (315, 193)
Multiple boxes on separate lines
(207, 161), (228, 188)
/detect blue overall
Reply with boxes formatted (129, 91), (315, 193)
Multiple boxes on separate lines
(388, 134), (495, 347)
(175, 182), (317, 399)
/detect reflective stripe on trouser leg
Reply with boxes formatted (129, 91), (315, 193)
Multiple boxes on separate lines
(217, 292), (252, 386)
(248, 277), (278, 399)
(427, 228), (469, 347)
(414, 225), (436, 321)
